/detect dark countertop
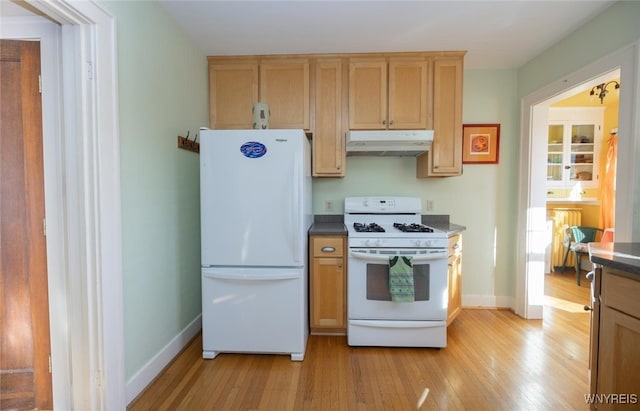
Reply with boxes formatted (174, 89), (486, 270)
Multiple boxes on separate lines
(588, 242), (640, 277)
(308, 214), (466, 237)
(309, 215), (347, 236)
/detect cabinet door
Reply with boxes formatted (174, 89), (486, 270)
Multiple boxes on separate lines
(310, 236), (346, 334)
(417, 57), (463, 177)
(313, 59), (345, 176)
(547, 108), (603, 190)
(348, 60), (387, 129)
(209, 62), (258, 129)
(596, 306), (640, 409)
(388, 58), (428, 129)
(259, 60), (310, 129)
(311, 257), (345, 330)
(447, 233), (462, 325)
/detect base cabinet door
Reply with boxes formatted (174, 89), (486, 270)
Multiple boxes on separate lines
(595, 306), (640, 410)
(447, 233), (462, 325)
(310, 236), (346, 334)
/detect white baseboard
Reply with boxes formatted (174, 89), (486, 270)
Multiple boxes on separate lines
(462, 294), (515, 310)
(125, 315), (202, 405)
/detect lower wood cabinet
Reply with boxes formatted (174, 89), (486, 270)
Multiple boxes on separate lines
(447, 233), (462, 325)
(310, 236), (346, 335)
(590, 267), (640, 410)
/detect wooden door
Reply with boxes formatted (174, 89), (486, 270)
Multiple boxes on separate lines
(208, 61), (258, 129)
(0, 40), (52, 410)
(348, 59), (387, 129)
(259, 59), (310, 129)
(388, 58), (428, 129)
(313, 58), (344, 176)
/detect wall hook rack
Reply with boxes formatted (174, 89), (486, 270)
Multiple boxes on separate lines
(178, 130), (199, 153)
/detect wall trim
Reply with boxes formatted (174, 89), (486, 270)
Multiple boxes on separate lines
(463, 294), (514, 309)
(126, 316), (202, 405)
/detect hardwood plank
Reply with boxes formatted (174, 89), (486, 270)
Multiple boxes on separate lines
(129, 274), (591, 410)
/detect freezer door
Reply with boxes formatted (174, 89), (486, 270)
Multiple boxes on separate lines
(200, 130), (310, 267)
(201, 267), (308, 360)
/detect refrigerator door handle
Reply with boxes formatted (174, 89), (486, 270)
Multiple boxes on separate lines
(292, 155), (301, 264)
(204, 272), (300, 281)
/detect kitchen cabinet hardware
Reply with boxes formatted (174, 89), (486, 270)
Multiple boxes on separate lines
(321, 246), (336, 253)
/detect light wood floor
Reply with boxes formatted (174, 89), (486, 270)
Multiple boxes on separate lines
(129, 270), (592, 410)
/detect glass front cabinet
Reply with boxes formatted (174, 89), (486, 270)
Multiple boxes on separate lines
(547, 107), (604, 190)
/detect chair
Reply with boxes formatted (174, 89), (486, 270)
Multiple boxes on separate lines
(562, 226), (604, 285)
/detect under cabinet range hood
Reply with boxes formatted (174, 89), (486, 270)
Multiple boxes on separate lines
(346, 130), (434, 156)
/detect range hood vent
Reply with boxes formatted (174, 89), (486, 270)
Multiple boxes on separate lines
(346, 130), (433, 157)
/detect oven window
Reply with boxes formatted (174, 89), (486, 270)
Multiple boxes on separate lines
(365, 263), (430, 301)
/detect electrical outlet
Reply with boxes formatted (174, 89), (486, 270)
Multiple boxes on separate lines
(325, 200), (334, 212)
(426, 200), (434, 211)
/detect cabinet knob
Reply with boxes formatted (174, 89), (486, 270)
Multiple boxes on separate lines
(453, 243), (460, 249)
(321, 246), (336, 253)
(382, 120), (387, 125)
(583, 305), (593, 311)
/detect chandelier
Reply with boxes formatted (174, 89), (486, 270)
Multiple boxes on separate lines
(589, 80), (620, 104)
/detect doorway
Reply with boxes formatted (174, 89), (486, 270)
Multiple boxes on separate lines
(539, 69), (620, 316)
(516, 44), (638, 320)
(1, 3), (125, 409)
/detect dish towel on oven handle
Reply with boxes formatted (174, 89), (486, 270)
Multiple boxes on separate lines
(389, 256), (415, 302)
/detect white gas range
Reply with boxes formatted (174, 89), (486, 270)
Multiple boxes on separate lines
(344, 196), (449, 348)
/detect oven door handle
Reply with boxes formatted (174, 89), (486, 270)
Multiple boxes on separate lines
(350, 320), (445, 329)
(349, 250), (447, 262)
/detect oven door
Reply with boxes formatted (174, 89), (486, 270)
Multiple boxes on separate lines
(348, 248), (448, 321)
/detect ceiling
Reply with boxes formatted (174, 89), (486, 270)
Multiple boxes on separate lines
(1, 0), (619, 71)
(156, 0), (617, 69)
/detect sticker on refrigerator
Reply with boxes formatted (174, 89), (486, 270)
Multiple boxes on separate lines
(240, 141), (267, 158)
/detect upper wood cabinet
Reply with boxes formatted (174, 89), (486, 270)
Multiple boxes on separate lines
(208, 51), (465, 178)
(312, 58), (345, 177)
(417, 56), (464, 177)
(348, 57), (428, 130)
(208, 57), (310, 130)
(208, 61), (258, 129)
(259, 60), (310, 129)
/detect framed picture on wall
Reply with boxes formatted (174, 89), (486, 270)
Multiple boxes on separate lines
(462, 124), (501, 164)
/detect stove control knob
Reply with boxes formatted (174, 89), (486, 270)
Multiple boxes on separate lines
(374, 239), (382, 246)
(424, 240), (433, 247)
(364, 239), (371, 247)
(414, 240), (422, 247)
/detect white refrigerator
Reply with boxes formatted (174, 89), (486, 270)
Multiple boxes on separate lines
(200, 129), (311, 361)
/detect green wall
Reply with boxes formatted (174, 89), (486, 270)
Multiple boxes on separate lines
(100, 1), (207, 379)
(518, 1), (640, 98)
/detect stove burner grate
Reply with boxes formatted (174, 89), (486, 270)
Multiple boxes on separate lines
(353, 222), (385, 233)
(393, 223), (434, 233)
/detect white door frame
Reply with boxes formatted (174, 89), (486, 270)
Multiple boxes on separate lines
(3, 0), (126, 409)
(515, 43), (640, 318)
